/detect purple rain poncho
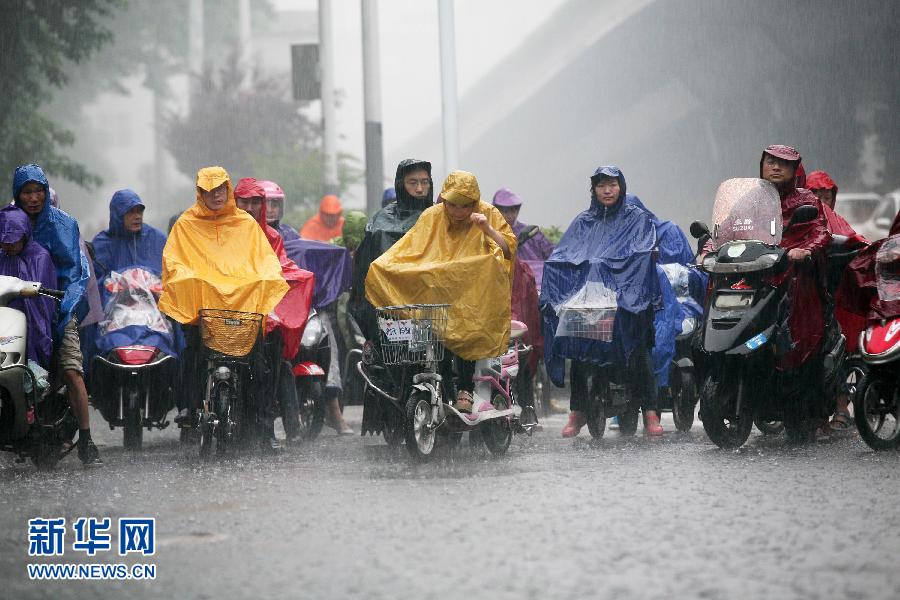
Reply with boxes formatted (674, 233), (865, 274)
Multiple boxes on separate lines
(0, 205), (57, 368)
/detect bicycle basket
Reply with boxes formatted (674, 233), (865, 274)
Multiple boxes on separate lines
(199, 309), (264, 357)
(556, 307), (617, 342)
(375, 304), (449, 365)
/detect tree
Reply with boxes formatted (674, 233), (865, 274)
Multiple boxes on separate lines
(165, 54), (361, 215)
(0, 0), (121, 189)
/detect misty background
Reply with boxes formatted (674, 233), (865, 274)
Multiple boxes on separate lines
(4, 0), (898, 240)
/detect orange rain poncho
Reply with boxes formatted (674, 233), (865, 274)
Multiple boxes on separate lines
(365, 171), (516, 360)
(300, 194), (345, 241)
(159, 167), (288, 324)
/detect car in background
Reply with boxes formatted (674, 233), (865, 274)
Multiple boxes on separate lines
(835, 192), (884, 240)
(867, 190), (900, 240)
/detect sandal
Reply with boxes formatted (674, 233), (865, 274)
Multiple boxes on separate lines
(829, 411), (854, 433)
(454, 391), (474, 414)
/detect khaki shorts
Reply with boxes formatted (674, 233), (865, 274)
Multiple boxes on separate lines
(58, 318), (84, 375)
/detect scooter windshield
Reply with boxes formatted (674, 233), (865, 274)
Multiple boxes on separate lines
(710, 178), (782, 249)
(875, 234), (900, 302)
(99, 268), (172, 337)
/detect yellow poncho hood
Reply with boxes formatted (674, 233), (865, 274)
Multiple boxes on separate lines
(365, 192), (516, 361)
(159, 166), (289, 324)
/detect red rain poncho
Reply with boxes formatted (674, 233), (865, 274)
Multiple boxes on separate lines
(300, 195), (345, 241)
(759, 146), (832, 370)
(821, 202), (869, 352)
(838, 211), (900, 324)
(511, 258), (542, 373)
(234, 178), (314, 359)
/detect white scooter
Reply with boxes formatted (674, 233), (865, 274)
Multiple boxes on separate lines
(0, 275), (76, 468)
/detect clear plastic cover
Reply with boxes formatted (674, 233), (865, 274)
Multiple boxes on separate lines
(99, 268), (171, 337)
(660, 263), (692, 304)
(711, 178), (782, 248)
(876, 235), (900, 302)
(554, 281), (618, 342)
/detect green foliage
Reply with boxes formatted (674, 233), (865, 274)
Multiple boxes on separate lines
(543, 224), (564, 244)
(0, 0), (120, 189)
(167, 54), (362, 218)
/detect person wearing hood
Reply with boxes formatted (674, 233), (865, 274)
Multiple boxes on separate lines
(541, 165), (663, 437)
(160, 167), (289, 428)
(381, 186), (397, 208)
(350, 159), (434, 344)
(301, 194), (345, 242)
(493, 188), (555, 290)
(259, 180), (300, 242)
(11, 164), (102, 466)
(0, 205), (57, 370)
(92, 189), (168, 283)
(366, 170), (515, 413)
(235, 177), (320, 442)
(758, 145), (833, 438)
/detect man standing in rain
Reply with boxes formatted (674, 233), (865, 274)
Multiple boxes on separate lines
(12, 164), (102, 466)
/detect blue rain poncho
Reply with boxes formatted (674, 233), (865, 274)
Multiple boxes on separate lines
(284, 238), (351, 308)
(90, 189), (181, 359)
(91, 189), (168, 282)
(540, 166), (660, 386)
(12, 164), (89, 340)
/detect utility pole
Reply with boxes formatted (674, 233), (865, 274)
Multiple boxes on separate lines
(188, 0), (204, 102)
(361, 0), (384, 214)
(319, 0), (339, 195)
(438, 0), (459, 174)
(238, 0), (252, 91)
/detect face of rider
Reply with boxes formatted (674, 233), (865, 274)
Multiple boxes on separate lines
(322, 212), (341, 229)
(1, 237), (25, 256)
(17, 182), (46, 219)
(593, 176), (620, 207)
(443, 199), (478, 225)
(123, 205), (145, 233)
(811, 187), (836, 209)
(236, 195), (264, 220)
(200, 183), (228, 212)
(761, 154), (797, 190)
(497, 206), (520, 227)
(402, 168), (431, 201)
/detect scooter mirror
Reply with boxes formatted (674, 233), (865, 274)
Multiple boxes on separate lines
(789, 205), (818, 226)
(690, 221), (710, 240)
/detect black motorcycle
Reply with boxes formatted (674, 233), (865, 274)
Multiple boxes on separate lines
(690, 178), (854, 448)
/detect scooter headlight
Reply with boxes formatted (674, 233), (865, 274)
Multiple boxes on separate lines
(301, 314), (325, 349)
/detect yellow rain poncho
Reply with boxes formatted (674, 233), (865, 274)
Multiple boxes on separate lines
(159, 166), (288, 324)
(365, 171), (516, 360)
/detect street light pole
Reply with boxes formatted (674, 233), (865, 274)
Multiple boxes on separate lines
(319, 0), (339, 195)
(361, 0), (385, 215)
(438, 0), (459, 174)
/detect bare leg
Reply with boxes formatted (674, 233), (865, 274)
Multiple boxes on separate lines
(63, 369), (90, 429)
(326, 395), (353, 434)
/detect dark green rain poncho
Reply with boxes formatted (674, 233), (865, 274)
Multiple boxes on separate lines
(348, 159), (433, 339)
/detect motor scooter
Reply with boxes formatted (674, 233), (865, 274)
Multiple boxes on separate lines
(357, 304), (530, 461)
(854, 233), (900, 450)
(0, 275), (76, 468)
(91, 267), (177, 450)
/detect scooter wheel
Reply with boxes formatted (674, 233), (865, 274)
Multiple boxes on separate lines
(854, 376), (900, 451)
(700, 375), (752, 449)
(404, 390), (436, 461)
(481, 394), (512, 456)
(672, 371), (696, 433)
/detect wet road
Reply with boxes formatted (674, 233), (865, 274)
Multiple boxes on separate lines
(1, 404), (898, 600)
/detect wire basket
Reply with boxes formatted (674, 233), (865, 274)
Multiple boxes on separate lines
(556, 307), (617, 342)
(199, 309), (264, 357)
(375, 304), (449, 365)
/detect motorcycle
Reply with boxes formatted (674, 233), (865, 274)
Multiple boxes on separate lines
(289, 308), (328, 441)
(357, 304), (528, 461)
(194, 309), (268, 456)
(657, 262), (703, 432)
(0, 275), (76, 468)
(91, 267), (178, 450)
(690, 178), (853, 448)
(854, 233), (900, 450)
